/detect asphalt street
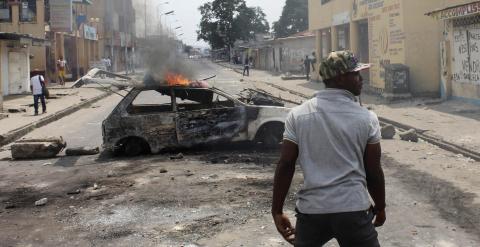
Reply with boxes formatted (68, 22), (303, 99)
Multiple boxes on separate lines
(0, 59), (479, 246)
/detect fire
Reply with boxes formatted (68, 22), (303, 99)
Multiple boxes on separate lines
(165, 72), (190, 86)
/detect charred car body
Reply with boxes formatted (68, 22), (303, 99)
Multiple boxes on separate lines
(102, 84), (290, 156)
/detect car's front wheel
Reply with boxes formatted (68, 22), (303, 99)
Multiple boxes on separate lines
(121, 137), (150, 156)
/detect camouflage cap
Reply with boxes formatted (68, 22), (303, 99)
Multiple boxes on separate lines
(319, 51), (370, 80)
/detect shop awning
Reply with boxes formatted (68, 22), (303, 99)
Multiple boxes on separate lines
(0, 32), (50, 46)
(73, 0), (93, 4)
(426, 1), (480, 20)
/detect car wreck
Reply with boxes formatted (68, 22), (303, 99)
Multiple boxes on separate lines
(77, 70), (291, 156)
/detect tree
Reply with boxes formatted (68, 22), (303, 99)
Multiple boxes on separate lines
(273, 0), (308, 38)
(197, 0), (270, 50)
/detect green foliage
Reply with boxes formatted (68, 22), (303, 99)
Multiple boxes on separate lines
(273, 0), (308, 38)
(197, 0), (270, 49)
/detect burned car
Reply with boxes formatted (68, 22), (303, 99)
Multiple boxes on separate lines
(102, 85), (290, 156)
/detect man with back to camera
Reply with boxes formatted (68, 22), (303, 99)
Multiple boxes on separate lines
(30, 70), (47, 116)
(272, 51), (386, 246)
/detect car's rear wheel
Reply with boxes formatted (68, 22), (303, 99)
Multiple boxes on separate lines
(122, 137), (150, 156)
(256, 123), (285, 148)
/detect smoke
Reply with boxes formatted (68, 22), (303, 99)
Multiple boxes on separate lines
(141, 36), (196, 86)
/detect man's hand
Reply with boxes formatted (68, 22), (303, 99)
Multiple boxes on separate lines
(373, 208), (386, 227)
(273, 213), (295, 245)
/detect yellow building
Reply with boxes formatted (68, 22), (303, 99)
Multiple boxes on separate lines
(308, 0), (464, 98)
(0, 0), (47, 74)
(427, 1), (480, 104)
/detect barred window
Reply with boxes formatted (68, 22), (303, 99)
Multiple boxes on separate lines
(0, 0), (12, 22)
(20, 0), (37, 22)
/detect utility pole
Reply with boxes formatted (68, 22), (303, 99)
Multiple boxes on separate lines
(144, 0), (147, 39)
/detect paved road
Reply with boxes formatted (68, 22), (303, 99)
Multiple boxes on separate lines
(0, 59), (479, 246)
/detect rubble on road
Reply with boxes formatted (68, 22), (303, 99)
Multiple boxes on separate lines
(381, 124), (396, 139)
(11, 137), (66, 159)
(170, 153), (184, 160)
(6, 107), (26, 113)
(399, 129), (419, 142)
(237, 88), (285, 106)
(0, 113), (8, 120)
(65, 146), (100, 156)
(35, 198), (48, 206)
(281, 74), (308, 80)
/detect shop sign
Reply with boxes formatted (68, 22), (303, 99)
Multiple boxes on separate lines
(84, 24), (97, 40)
(332, 11), (351, 26)
(50, 0), (73, 32)
(430, 2), (480, 20)
(120, 32), (126, 47)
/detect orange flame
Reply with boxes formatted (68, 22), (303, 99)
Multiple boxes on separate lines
(165, 72), (190, 87)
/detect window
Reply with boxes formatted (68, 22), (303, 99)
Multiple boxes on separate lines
(128, 90), (173, 114)
(321, 0), (332, 4)
(174, 89), (235, 112)
(19, 0), (36, 22)
(0, 0), (12, 22)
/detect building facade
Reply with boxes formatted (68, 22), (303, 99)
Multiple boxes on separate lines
(309, 0), (451, 98)
(0, 0), (47, 75)
(427, 1), (480, 104)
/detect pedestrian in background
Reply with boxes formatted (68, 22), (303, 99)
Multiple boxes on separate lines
(303, 55), (311, 81)
(243, 56), (250, 76)
(56, 56), (68, 86)
(106, 56), (112, 72)
(311, 52), (317, 72)
(272, 50), (386, 246)
(30, 71), (47, 116)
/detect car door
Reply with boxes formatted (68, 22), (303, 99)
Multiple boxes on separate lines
(174, 88), (247, 147)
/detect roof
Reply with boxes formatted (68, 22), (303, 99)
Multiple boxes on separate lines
(275, 31), (315, 41)
(426, 1), (480, 20)
(73, 0), (93, 4)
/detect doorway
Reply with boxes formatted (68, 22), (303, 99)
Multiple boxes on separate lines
(358, 21), (370, 84)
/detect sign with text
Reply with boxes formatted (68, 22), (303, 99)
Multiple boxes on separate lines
(430, 2), (480, 20)
(84, 25), (97, 40)
(50, 0), (72, 33)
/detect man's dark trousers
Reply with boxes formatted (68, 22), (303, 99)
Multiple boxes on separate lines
(33, 94), (46, 114)
(294, 209), (380, 247)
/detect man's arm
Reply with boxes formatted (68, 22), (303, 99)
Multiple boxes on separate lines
(364, 143), (386, 227)
(272, 140), (299, 245)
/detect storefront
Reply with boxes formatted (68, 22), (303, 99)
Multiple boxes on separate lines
(0, 32), (46, 111)
(427, 1), (480, 103)
(309, 0), (445, 98)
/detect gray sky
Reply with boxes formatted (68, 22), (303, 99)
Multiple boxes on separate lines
(134, 0), (284, 48)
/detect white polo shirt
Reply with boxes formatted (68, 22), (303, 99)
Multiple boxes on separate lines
(283, 89), (381, 214)
(30, 75), (44, 95)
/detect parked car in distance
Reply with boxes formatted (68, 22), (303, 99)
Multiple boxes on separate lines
(102, 85), (290, 156)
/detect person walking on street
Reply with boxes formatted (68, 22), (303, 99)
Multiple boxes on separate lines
(56, 56), (68, 86)
(272, 50), (386, 246)
(311, 52), (317, 72)
(303, 55), (311, 81)
(243, 57), (250, 77)
(30, 72), (47, 116)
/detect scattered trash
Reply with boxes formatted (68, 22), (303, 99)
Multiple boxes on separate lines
(7, 107), (26, 113)
(67, 189), (81, 195)
(11, 137), (66, 159)
(35, 198), (48, 206)
(185, 170), (194, 177)
(160, 168), (168, 173)
(381, 124), (396, 139)
(170, 153), (184, 160)
(93, 183), (99, 190)
(399, 129), (419, 143)
(5, 204), (16, 209)
(42, 162), (52, 166)
(65, 146), (100, 156)
(107, 170), (115, 177)
(91, 105), (100, 109)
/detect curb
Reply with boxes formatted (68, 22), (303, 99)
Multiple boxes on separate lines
(215, 61), (480, 162)
(0, 90), (112, 147)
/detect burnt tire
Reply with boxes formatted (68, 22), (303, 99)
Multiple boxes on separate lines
(257, 123), (285, 148)
(122, 138), (150, 156)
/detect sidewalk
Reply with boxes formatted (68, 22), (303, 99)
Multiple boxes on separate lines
(218, 62), (480, 154)
(0, 82), (110, 146)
